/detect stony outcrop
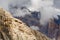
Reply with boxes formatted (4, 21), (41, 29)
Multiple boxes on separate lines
(48, 19), (60, 40)
(0, 8), (51, 40)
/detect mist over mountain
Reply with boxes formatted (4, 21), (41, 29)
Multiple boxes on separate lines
(0, 0), (60, 40)
(0, 0), (60, 30)
(8, 0), (60, 25)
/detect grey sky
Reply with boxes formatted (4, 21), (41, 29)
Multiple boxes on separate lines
(54, 0), (60, 9)
(0, 0), (60, 10)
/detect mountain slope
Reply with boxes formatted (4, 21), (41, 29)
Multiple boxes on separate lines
(0, 8), (51, 40)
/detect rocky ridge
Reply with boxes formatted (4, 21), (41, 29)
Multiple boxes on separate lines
(0, 8), (51, 40)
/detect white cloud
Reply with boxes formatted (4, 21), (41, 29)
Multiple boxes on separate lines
(0, 0), (60, 25)
(30, 26), (40, 30)
(0, 0), (10, 10)
(29, 0), (60, 25)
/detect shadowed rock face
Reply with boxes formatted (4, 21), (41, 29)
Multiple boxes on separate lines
(0, 8), (50, 40)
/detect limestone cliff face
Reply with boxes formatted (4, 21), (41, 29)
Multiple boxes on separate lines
(0, 8), (51, 40)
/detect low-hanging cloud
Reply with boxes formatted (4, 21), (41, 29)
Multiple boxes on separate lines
(29, 0), (60, 25)
(0, 0), (60, 25)
(0, 0), (30, 11)
(0, 0), (11, 10)
(0, 0), (31, 16)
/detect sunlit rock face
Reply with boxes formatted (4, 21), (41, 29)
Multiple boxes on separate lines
(0, 8), (50, 40)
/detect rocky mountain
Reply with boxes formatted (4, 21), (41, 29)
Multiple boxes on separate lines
(13, 7), (60, 40)
(47, 19), (60, 40)
(0, 8), (51, 40)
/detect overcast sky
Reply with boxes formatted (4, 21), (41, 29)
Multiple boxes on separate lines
(0, 0), (60, 10)
(54, 0), (60, 9)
